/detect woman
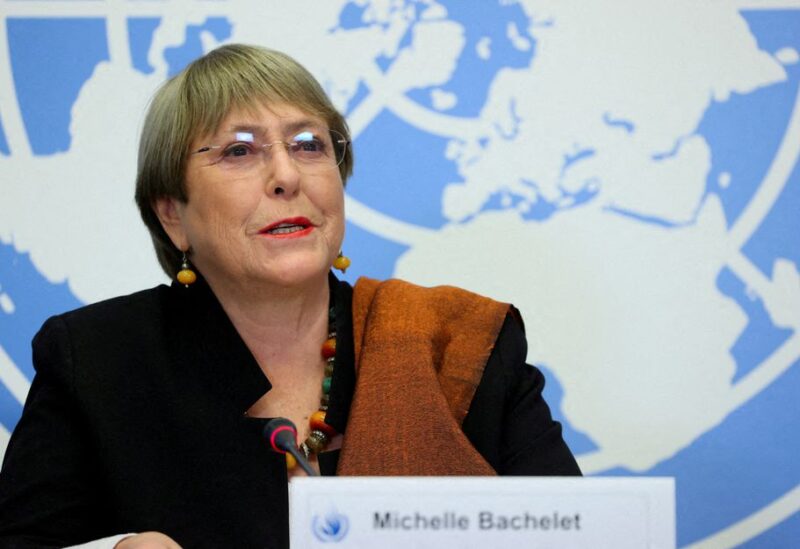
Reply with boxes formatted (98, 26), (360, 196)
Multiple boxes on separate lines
(0, 44), (580, 548)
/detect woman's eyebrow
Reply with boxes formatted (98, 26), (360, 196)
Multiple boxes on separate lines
(222, 124), (267, 138)
(282, 118), (327, 134)
(219, 119), (326, 138)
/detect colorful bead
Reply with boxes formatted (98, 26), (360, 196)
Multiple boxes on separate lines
(177, 252), (197, 287)
(310, 410), (337, 437)
(321, 338), (336, 359)
(177, 268), (197, 286)
(333, 253), (351, 273)
(304, 430), (329, 454)
(282, 300), (339, 468)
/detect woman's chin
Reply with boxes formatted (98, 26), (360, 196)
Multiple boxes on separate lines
(250, 258), (331, 290)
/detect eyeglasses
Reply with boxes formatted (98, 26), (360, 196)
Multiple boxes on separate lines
(191, 129), (349, 174)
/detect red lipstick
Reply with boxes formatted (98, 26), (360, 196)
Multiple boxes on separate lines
(258, 217), (314, 239)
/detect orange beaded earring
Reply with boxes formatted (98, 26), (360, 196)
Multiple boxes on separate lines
(176, 252), (197, 287)
(332, 251), (351, 273)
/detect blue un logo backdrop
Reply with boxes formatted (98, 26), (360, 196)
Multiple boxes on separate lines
(0, 1), (798, 547)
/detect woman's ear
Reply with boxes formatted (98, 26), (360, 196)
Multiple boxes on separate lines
(153, 197), (189, 251)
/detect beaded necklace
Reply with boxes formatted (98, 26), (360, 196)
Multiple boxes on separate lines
(285, 303), (338, 471)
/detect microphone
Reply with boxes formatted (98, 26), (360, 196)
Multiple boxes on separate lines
(263, 417), (319, 477)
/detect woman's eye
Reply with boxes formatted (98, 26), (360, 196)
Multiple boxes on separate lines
(300, 140), (324, 152)
(291, 134), (328, 157)
(222, 143), (254, 158)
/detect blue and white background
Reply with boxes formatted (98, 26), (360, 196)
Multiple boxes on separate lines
(0, 1), (798, 546)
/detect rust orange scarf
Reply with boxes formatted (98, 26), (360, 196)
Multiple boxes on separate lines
(337, 277), (509, 476)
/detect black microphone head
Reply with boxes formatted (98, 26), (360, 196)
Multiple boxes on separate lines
(264, 417), (298, 454)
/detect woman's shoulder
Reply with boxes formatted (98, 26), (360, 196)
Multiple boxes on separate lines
(351, 276), (511, 317)
(26, 284), (182, 391)
(352, 276), (503, 301)
(49, 283), (174, 329)
(34, 284), (178, 355)
(351, 276), (513, 334)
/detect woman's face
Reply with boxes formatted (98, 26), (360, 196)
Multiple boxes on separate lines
(157, 102), (345, 291)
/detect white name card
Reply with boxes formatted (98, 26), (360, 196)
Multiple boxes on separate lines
(289, 476), (675, 548)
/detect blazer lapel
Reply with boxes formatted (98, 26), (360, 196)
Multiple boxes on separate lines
(169, 278), (269, 416)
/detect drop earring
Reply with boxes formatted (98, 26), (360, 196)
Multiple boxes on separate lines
(332, 251), (351, 273)
(176, 252), (197, 287)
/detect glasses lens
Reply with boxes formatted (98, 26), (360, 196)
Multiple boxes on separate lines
(288, 130), (348, 168)
(290, 131), (332, 163)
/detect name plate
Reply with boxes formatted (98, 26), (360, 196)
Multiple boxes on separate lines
(289, 476), (675, 548)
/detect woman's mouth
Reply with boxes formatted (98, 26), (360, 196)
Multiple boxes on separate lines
(266, 224), (306, 235)
(259, 217), (314, 238)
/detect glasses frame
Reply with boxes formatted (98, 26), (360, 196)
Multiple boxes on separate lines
(190, 129), (350, 170)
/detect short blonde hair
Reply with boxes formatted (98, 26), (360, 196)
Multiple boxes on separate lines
(135, 44), (353, 278)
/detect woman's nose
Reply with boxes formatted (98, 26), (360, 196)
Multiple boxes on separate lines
(264, 143), (301, 197)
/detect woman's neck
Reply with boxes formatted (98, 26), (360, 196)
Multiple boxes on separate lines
(206, 272), (331, 375)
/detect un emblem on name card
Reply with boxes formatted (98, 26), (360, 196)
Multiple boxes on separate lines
(311, 510), (350, 543)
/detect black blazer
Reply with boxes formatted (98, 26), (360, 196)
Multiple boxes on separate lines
(0, 276), (579, 548)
